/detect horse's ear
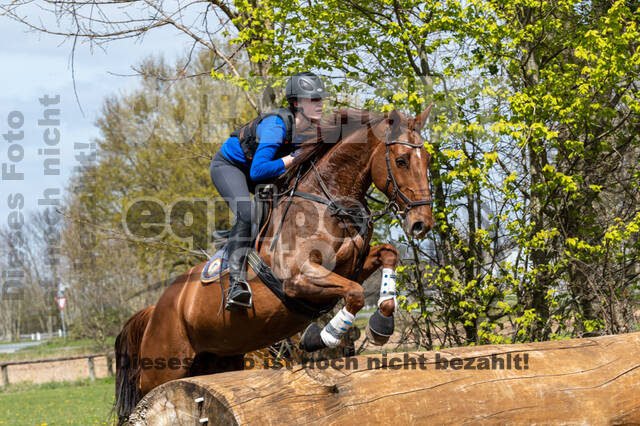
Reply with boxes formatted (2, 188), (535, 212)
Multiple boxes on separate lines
(387, 109), (403, 127)
(413, 103), (434, 131)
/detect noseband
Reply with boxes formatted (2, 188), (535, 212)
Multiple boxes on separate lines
(383, 127), (433, 216)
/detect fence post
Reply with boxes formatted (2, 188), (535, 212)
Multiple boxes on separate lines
(88, 357), (96, 381)
(106, 354), (114, 377)
(1, 364), (8, 387)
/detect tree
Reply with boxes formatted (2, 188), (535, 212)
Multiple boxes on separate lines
(472, 0), (640, 338)
(0, 209), (64, 339)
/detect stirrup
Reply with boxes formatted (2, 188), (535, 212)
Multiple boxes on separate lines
(225, 280), (253, 310)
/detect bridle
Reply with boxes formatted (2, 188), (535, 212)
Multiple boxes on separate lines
(268, 120), (434, 252)
(382, 126), (433, 216)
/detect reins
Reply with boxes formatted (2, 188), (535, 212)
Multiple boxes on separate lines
(269, 166), (304, 251)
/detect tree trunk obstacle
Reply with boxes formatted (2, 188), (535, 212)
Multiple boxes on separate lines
(129, 332), (640, 425)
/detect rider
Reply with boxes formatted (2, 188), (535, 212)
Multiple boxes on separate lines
(210, 71), (330, 310)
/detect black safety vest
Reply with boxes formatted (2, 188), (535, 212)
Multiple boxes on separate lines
(230, 108), (295, 162)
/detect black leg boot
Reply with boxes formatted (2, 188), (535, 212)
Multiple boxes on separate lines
(225, 219), (253, 310)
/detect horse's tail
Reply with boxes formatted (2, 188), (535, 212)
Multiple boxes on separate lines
(114, 305), (155, 425)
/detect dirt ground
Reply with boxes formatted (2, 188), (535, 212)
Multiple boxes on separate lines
(5, 356), (111, 385)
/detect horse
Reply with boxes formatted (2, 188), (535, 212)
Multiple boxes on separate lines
(114, 106), (435, 422)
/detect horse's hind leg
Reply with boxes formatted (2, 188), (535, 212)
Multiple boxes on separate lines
(138, 306), (195, 395)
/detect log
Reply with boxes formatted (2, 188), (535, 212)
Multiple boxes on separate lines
(129, 332), (640, 425)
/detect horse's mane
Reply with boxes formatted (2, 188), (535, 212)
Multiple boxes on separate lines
(277, 108), (391, 187)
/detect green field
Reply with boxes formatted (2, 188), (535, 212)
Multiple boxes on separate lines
(0, 378), (117, 425)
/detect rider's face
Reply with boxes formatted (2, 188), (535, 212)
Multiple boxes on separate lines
(295, 98), (324, 121)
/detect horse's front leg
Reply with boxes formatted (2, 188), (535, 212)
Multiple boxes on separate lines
(356, 243), (400, 345)
(288, 260), (365, 352)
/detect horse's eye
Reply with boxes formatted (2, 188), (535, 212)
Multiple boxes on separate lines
(395, 157), (409, 168)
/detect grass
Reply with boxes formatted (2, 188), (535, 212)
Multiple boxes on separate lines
(0, 377), (117, 425)
(0, 337), (115, 363)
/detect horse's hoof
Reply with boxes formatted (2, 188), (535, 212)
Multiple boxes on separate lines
(299, 323), (327, 352)
(366, 310), (394, 346)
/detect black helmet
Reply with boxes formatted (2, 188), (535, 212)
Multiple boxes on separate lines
(285, 72), (330, 103)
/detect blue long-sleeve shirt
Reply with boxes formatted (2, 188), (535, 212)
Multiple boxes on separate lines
(220, 115), (289, 181)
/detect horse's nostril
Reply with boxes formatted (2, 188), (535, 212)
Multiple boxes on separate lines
(411, 221), (427, 237)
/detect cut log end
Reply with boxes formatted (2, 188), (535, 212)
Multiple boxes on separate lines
(128, 380), (239, 426)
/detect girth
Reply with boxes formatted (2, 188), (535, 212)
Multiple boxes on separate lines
(246, 250), (338, 319)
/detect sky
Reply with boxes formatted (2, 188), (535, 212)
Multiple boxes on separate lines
(0, 8), (192, 222)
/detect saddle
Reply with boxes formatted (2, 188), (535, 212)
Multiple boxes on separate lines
(201, 184), (338, 319)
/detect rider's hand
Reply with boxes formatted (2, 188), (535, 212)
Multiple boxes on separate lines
(282, 154), (295, 169)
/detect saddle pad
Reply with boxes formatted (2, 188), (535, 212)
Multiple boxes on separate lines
(200, 247), (228, 283)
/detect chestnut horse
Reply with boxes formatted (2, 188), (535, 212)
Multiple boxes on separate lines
(115, 106), (435, 422)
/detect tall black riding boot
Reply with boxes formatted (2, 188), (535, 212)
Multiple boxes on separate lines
(225, 219), (253, 310)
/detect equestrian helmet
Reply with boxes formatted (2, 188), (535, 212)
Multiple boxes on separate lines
(285, 72), (330, 103)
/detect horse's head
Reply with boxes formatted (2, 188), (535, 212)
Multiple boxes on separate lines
(371, 105), (435, 239)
